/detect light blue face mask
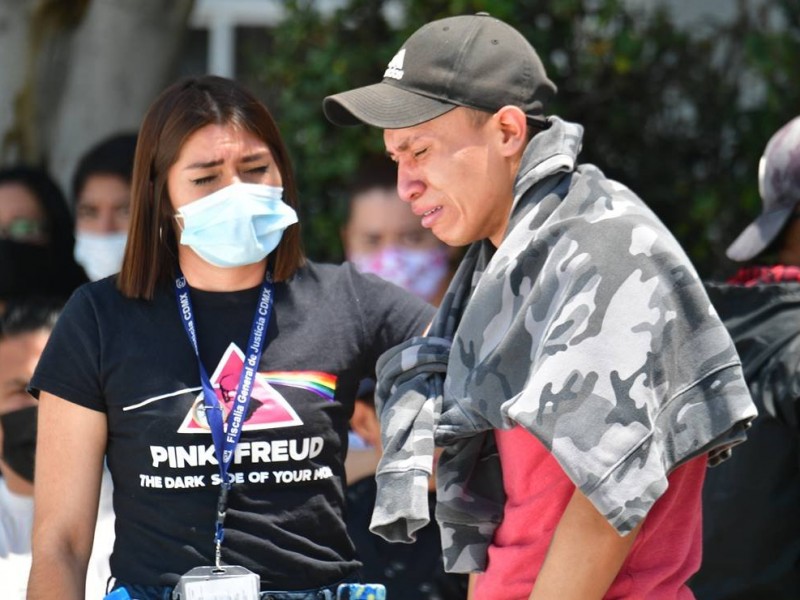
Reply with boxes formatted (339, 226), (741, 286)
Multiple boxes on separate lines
(176, 182), (298, 268)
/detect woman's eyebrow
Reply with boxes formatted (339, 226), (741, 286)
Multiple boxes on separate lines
(184, 158), (223, 170)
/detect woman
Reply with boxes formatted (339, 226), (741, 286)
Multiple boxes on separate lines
(0, 166), (88, 307)
(27, 75), (433, 600)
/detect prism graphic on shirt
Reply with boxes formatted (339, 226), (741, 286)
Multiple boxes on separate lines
(178, 342), (336, 434)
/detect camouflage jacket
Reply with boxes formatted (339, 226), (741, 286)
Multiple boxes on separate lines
(372, 117), (758, 573)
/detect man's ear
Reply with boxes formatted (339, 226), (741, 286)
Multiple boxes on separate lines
(494, 105), (528, 157)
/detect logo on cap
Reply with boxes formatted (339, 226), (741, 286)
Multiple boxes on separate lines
(383, 49), (406, 80)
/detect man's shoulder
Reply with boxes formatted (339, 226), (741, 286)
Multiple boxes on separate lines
(569, 164), (649, 212)
(536, 166), (677, 252)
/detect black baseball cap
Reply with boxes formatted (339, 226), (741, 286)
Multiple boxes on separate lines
(323, 13), (557, 129)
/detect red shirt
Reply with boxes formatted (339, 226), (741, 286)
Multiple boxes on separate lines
(474, 426), (706, 599)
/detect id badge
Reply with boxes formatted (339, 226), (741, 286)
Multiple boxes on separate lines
(173, 565), (260, 600)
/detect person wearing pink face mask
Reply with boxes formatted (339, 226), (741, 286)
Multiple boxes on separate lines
(342, 158), (459, 307)
(342, 159), (467, 599)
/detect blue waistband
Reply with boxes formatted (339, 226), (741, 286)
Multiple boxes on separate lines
(111, 573), (358, 600)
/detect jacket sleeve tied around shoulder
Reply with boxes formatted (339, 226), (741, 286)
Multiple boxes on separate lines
(371, 334), (505, 572)
(370, 335), (448, 542)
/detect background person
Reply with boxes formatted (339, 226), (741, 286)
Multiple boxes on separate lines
(692, 115), (800, 600)
(325, 12), (757, 600)
(27, 75), (433, 600)
(342, 157), (458, 306)
(71, 132), (138, 281)
(0, 166), (87, 311)
(345, 379), (467, 600)
(341, 159), (467, 597)
(341, 156), (455, 463)
(0, 298), (113, 600)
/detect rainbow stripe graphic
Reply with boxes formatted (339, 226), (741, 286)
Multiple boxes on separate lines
(261, 371), (337, 402)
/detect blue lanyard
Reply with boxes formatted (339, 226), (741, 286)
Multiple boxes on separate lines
(174, 270), (274, 565)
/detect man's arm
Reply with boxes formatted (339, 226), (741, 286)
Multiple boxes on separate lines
(27, 393), (107, 600)
(529, 487), (643, 600)
(467, 573), (477, 599)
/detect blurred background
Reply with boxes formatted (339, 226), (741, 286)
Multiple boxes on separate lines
(1, 0), (798, 280)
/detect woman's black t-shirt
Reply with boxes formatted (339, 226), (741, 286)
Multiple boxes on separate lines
(30, 260), (434, 589)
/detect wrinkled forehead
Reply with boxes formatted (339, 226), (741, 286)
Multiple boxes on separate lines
(383, 107), (487, 159)
(177, 124), (272, 163)
(383, 126), (428, 157)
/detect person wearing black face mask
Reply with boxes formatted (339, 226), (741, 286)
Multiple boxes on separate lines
(0, 300), (56, 597)
(0, 405), (37, 484)
(0, 166), (88, 312)
(0, 299), (114, 600)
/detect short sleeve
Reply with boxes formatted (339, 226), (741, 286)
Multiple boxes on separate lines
(346, 265), (435, 364)
(29, 285), (106, 412)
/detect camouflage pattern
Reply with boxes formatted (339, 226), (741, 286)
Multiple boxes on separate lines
(373, 117), (758, 573)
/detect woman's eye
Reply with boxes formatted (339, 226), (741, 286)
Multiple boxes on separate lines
(191, 175), (216, 186)
(246, 166), (269, 175)
(413, 148), (428, 158)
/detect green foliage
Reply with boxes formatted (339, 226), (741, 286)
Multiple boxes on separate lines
(249, 0), (800, 277)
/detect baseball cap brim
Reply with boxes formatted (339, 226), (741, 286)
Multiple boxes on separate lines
(323, 81), (456, 129)
(725, 204), (794, 261)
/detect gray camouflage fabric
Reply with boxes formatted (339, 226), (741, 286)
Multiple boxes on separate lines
(371, 116), (758, 573)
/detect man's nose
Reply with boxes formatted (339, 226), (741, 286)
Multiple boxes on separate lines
(396, 163), (424, 203)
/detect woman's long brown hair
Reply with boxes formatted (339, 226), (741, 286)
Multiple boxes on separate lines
(117, 75), (304, 300)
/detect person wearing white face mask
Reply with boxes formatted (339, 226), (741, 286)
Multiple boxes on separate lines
(71, 133), (137, 281)
(27, 75), (433, 600)
(342, 158), (459, 307)
(175, 181), (298, 269)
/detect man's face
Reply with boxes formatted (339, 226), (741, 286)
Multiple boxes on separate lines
(75, 174), (131, 234)
(384, 107), (515, 247)
(0, 329), (47, 476)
